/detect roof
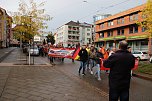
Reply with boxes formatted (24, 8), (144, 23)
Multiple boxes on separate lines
(65, 21), (79, 26)
(65, 20), (92, 28)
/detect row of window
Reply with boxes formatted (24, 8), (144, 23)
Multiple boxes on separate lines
(98, 26), (146, 38)
(68, 31), (79, 35)
(99, 13), (139, 29)
(68, 35), (79, 40)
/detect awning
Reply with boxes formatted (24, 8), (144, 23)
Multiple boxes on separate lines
(98, 36), (126, 41)
(127, 35), (148, 40)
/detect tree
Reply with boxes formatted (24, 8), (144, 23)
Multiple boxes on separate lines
(138, 0), (152, 54)
(10, 0), (52, 42)
(46, 33), (55, 45)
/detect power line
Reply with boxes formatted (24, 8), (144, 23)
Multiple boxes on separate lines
(77, 0), (132, 21)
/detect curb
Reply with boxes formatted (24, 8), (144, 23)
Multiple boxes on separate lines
(133, 73), (152, 81)
(0, 48), (16, 63)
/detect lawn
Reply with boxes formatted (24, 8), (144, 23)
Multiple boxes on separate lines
(134, 61), (152, 75)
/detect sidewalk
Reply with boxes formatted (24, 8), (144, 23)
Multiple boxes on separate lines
(0, 47), (16, 63)
(0, 47), (51, 66)
(0, 66), (108, 101)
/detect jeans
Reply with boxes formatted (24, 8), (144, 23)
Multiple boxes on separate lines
(96, 64), (101, 79)
(109, 89), (129, 101)
(90, 59), (95, 71)
(79, 61), (87, 74)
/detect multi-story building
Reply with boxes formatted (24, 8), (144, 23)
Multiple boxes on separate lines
(92, 14), (112, 43)
(95, 4), (152, 54)
(0, 7), (12, 48)
(56, 21), (92, 47)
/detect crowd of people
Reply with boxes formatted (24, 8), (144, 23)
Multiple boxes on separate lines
(78, 40), (135, 101)
(37, 40), (135, 101)
(78, 44), (116, 80)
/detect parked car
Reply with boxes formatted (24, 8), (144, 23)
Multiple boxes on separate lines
(132, 51), (149, 60)
(150, 57), (152, 63)
(27, 46), (39, 56)
(22, 43), (29, 53)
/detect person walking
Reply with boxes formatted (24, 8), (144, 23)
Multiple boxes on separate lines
(78, 45), (88, 75)
(86, 44), (90, 70)
(99, 46), (109, 59)
(103, 40), (135, 101)
(89, 46), (96, 74)
(94, 48), (103, 80)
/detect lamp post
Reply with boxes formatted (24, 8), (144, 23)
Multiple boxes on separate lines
(29, 15), (34, 65)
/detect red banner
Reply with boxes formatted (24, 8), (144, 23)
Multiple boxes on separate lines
(48, 47), (75, 58)
(100, 58), (139, 70)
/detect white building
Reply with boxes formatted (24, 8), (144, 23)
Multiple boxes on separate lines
(56, 21), (93, 47)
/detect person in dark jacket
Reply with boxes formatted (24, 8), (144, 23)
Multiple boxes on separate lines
(94, 48), (103, 80)
(78, 45), (88, 75)
(103, 40), (135, 101)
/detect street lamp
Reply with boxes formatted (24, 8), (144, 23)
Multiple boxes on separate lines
(29, 15), (34, 65)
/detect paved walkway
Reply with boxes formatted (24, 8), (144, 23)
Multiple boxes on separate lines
(0, 47), (16, 62)
(0, 66), (107, 101)
(0, 47), (50, 65)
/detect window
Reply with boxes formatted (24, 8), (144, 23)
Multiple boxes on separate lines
(142, 15), (146, 19)
(100, 23), (104, 28)
(87, 28), (90, 31)
(76, 36), (79, 40)
(129, 13), (138, 21)
(129, 15), (134, 21)
(108, 22), (111, 26)
(142, 27), (146, 32)
(99, 32), (104, 38)
(117, 17), (124, 24)
(87, 38), (90, 41)
(129, 25), (138, 34)
(107, 31), (111, 37)
(117, 19), (121, 24)
(129, 26), (133, 33)
(121, 29), (124, 35)
(87, 33), (90, 36)
(111, 21), (114, 25)
(107, 31), (113, 37)
(134, 25), (138, 33)
(134, 14), (138, 20)
(108, 20), (113, 26)
(117, 29), (120, 35)
(117, 29), (124, 35)
(141, 41), (148, 45)
(122, 18), (124, 24)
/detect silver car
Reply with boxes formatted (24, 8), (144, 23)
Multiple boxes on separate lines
(27, 46), (39, 56)
(150, 57), (152, 63)
(132, 51), (149, 60)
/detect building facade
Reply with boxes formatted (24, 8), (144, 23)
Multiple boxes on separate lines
(0, 7), (12, 48)
(95, 4), (152, 54)
(56, 21), (93, 47)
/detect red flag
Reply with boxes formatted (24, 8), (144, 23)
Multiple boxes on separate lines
(72, 46), (80, 60)
(100, 58), (139, 70)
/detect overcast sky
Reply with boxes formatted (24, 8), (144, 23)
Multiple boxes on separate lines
(0, 0), (147, 32)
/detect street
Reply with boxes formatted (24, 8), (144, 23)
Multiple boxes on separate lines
(0, 48), (152, 101)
